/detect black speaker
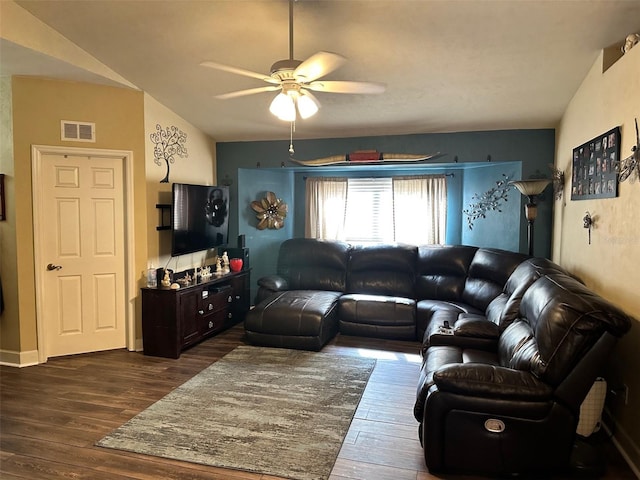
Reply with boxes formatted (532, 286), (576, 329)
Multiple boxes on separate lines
(219, 247), (250, 270)
(237, 234), (246, 248)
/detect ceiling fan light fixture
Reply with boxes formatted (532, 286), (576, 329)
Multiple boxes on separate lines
(297, 91), (319, 119)
(269, 92), (296, 121)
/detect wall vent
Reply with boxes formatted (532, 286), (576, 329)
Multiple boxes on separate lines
(61, 121), (96, 142)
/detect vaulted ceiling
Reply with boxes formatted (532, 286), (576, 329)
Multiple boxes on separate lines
(3, 1), (640, 142)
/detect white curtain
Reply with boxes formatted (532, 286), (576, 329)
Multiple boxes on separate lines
(393, 175), (447, 245)
(305, 177), (347, 240)
(306, 175), (447, 245)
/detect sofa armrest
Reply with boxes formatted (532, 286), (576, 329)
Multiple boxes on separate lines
(257, 275), (289, 291)
(433, 363), (553, 400)
(454, 317), (500, 339)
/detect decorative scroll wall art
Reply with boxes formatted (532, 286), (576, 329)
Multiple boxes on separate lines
(571, 127), (620, 200)
(462, 174), (511, 230)
(150, 124), (188, 183)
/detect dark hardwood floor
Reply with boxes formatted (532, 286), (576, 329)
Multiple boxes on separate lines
(0, 324), (635, 480)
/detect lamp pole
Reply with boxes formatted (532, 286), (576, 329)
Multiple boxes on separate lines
(524, 196), (538, 256)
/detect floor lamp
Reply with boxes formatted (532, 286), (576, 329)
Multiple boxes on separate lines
(509, 179), (550, 256)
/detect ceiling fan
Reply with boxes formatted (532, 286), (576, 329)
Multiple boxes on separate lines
(200, 0), (386, 122)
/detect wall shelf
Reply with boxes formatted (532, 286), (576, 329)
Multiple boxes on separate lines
(156, 203), (171, 231)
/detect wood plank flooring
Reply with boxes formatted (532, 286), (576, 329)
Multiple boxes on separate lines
(0, 324), (635, 480)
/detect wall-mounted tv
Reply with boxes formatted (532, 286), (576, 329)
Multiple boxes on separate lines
(171, 183), (229, 257)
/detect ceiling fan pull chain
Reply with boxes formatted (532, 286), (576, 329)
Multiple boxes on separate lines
(289, 121), (295, 155)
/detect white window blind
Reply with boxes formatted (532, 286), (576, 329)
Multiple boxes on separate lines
(344, 178), (394, 243)
(306, 175), (447, 245)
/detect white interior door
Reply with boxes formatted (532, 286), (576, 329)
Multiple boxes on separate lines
(38, 153), (126, 358)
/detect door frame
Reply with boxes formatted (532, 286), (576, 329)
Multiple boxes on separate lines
(32, 145), (136, 363)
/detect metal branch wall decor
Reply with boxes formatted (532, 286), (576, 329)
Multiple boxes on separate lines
(150, 124), (188, 183)
(251, 191), (288, 230)
(616, 118), (639, 184)
(463, 174), (511, 230)
(549, 164), (565, 201)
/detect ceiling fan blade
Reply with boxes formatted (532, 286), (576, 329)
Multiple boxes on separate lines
(200, 61), (278, 84)
(215, 85), (280, 100)
(294, 51), (347, 82)
(306, 80), (386, 94)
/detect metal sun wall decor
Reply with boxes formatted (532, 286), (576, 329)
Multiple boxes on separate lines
(463, 174), (511, 230)
(571, 127), (620, 200)
(150, 124), (188, 183)
(251, 191), (288, 230)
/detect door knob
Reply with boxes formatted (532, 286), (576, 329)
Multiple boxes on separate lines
(47, 264), (62, 271)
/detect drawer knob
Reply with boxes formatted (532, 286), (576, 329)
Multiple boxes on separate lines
(209, 321), (214, 328)
(198, 310), (204, 315)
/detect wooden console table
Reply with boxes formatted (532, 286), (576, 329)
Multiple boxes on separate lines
(141, 270), (250, 358)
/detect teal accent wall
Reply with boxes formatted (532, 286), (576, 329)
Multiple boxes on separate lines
(461, 162), (523, 251)
(237, 168), (294, 301)
(217, 129), (554, 300)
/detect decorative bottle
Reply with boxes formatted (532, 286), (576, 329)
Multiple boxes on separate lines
(146, 264), (157, 288)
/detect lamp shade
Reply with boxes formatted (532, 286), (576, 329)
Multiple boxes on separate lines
(297, 91), (319, 119)
(269, 92), (296, 122)
(509, 179), (551, 197)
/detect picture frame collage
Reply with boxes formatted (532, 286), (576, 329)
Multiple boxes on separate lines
(571, 127), (620, 200)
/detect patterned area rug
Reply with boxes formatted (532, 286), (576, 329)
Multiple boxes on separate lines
(97, 345), (376, 480)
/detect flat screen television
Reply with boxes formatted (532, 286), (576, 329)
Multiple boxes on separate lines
(171, 183), (229, 257)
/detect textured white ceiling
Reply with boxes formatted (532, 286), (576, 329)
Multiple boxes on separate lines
(5, 0), (640, 142)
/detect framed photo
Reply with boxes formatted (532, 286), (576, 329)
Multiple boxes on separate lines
(571, 127), (620, 200)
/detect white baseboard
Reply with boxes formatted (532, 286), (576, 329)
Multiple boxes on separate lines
(0, 349), (39, 367)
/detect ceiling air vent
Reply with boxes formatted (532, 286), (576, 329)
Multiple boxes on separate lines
(61, 120), (96, 142)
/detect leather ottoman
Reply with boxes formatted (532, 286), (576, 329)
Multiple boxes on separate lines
(244, 290), (341, 351)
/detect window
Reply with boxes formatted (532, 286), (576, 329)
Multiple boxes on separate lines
(344, 178), (394, 243)
(305, 175), (447, 245)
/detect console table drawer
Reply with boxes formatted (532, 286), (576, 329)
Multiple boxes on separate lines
(200, 285), (232, 314)
(201, 310), (226, 337)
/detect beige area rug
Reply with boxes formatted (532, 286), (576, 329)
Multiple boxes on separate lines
(97, 345), (376, 480)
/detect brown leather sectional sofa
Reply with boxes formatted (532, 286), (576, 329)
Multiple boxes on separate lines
(244, 238), (632, 476)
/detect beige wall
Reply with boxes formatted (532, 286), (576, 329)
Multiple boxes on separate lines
(0, 77), (19, 351)
(143, 94), (217, 274)
(553, 45), (640, 471)
(0, 76), (147, 360)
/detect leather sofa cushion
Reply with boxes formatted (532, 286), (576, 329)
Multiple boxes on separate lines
(245, 290), (341, 336)
(257, 274), (288, 291)
(414, 345), (464, 420)
(346, 244), (417, 298)
(498, 319), (538, 371)
(420, 310), (499, 353)
(416, 299), (482, 340)
(461, 248), (528, 312)
(416, 245), (478, 301)
(486, 257), (579, 330)
(520, 273), (632, 386)
(278, 238), (350, 292)
(434, 363), (553, 400)
(339, 293), (415, 326)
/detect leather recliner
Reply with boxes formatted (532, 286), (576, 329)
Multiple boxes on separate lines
(414, 273), (632, 475)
